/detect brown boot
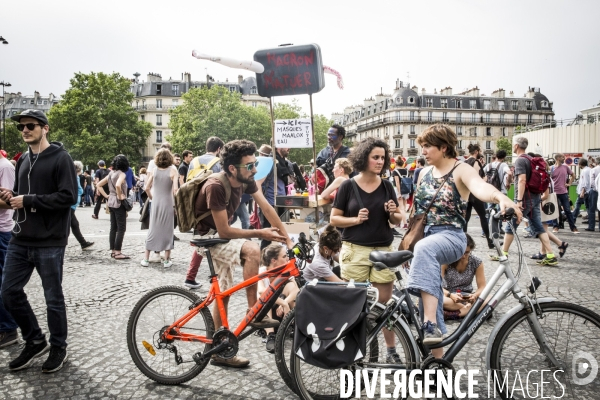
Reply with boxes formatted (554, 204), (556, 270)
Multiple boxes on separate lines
(210, 355), (250, 368)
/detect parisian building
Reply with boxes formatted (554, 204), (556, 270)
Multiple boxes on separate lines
(332, 80), (555, 162)
(130, 72), (269, 161)
(1, 91), (60, 121)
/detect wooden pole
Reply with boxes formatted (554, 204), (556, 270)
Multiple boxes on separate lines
(309, 94), (318, 229)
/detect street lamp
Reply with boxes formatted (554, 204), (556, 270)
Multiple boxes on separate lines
(1, 81), (12, 150)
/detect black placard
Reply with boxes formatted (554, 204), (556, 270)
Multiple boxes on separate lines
(254, 44), (325, 98)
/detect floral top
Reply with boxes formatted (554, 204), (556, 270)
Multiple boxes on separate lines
(443, 254), (482, 293)
(413, 166), (467, 230)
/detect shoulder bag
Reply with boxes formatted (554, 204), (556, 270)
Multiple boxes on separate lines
(398, 164), (459, 252)
(108, 171), (133, 212)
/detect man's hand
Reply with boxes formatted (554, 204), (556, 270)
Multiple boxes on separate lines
(260, 227), (287, 243)
(9, 196), (25, 210)
(0, 187), (14, 203)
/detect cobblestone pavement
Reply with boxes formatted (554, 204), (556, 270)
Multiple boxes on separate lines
(0, 206), (599, 399)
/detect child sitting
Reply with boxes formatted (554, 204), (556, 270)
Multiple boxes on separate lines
(303, 224), (343, 282)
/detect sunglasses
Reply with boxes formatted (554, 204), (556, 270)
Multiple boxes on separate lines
(234, 160), (259, 171)
(17, 123), (43, 132)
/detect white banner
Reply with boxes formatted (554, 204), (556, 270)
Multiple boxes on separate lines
(274, 119), (313, 148)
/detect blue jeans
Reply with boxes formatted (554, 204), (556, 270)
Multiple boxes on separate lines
(0, 231), (18, 332)
(588, 190), (598, 230)
(232, 202), (250, 230)
(407, 225), (467, 335)
(1, 243), (68, 347)
(505, 193), (545, 236)
(556, 193), (577, 231)
(572, 193), (589, 220)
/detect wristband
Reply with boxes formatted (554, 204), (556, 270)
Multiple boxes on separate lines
(516, 199), (523, 203)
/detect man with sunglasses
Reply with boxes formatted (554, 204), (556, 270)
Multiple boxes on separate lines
(193, 139), (293, 368)
(0, 109), (78, 373)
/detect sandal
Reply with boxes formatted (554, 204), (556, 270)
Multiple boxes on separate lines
(558, 242), (569, 258)
(531, 253), (546, 260)
(113, 253), (130, 260)
(110, 252), (115, 258)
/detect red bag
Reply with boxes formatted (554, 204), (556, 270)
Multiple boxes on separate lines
(520, 154), (550, 194)
(250, 202), (261, 229)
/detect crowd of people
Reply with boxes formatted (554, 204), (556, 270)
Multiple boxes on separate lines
(0, 108), (596, 375)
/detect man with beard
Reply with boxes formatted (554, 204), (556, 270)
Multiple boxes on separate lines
(315, 124), (351, 167)
(192, 140), (292, 368)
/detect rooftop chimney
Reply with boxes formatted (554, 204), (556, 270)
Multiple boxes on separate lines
(238, 75), (243, 84)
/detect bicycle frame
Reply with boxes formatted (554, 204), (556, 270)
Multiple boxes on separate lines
(162, 248), (300, 344)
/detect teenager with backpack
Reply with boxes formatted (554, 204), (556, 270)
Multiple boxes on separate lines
(483, 150), (511, 195)
(464, 144), (494, 249)
(491, 138), (558, 266)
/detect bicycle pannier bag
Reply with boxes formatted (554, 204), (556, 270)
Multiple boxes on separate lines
(294, 284), (368, 369)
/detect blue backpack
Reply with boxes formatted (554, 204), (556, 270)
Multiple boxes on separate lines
(394, 169), (413, 195)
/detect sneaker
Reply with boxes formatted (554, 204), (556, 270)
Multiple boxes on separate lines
(81, 241), (94, 250)
(265, 333), (276, 353)
(537, 256), (558, 266)
(386, 352), (403, 364)
(42, 346), (68, 373)
(0, 330), (18, 349)
(148, 252), (161, 263)
(163, 259), (173, 268)
(91, 214), (98, 220)
(140, 259), (149, 267)
(572, 228), (580, 234)
(531, 253), (546, 260)
(489, 253), (508, 261)
(421, 321), (443, 345)
(8, 340), (50, 371)
(184, 279), (202, 289)
(210, 354), (250, 368)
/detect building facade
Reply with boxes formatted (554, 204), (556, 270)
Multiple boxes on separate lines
(332, 80), (555, 162)
(1, 91), (60, 123)
(130, 72), (269, 161)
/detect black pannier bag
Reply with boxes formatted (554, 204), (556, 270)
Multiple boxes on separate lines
(294, 284), (368, 369)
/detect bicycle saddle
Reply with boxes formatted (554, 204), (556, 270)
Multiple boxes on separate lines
(190, 238), (230, 248)
(369, 250), (413, 270)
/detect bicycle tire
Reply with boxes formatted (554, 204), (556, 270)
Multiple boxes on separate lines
(127, 285), (215, 385)
(291, 303), (419, 399)
(490, 301), (600, 400)
(274, 309), (299, 394)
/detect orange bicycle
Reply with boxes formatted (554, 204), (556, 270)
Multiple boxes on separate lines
(126, 235), (314, 385)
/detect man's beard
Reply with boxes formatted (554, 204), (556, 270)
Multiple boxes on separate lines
(235, 170), (255, 184)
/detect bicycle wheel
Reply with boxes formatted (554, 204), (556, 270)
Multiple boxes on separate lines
(127, 286), (215, 385)
(293, 303), (419, 400)
(274, 309), (298, 394)
(490, 301), (600, 399)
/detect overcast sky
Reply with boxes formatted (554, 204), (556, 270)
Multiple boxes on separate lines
(1, 0), (598, 123)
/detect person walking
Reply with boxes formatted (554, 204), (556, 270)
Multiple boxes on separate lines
(83, 170), (94, 207)
(0, 109), (78, 373)
(573, 158), (591, 221)
(0, 151), (17, 349)
(97, 155), (130, 260)
(550, 153), (579, 233)
(178, 150), (194, 187)
(464, 143), (494, 249)
(587, 156), (600, 232)
(91, 160), (110, 219)
(71, 162), (94, 251)
(140, 149), (178, 268)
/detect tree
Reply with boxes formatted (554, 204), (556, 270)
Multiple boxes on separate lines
(168, 86), (272, 155)
(496, 137), (512, 154)
(2, 120), (29, 160)
(48, 72), (152, 168)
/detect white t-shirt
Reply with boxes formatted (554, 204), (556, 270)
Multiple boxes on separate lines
(484, 161), (509, 193)
(0, 158), (15, 232)
(303, 247), (336, 281)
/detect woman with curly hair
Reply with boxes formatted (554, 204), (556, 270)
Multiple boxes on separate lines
(141, 149), (178, 268)
(97, 154), (130, 260)
(330, 137), (403, 363)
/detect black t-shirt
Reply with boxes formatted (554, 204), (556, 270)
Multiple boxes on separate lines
(94, 168), (110, 192)
(333, 178), (397, 247)
(78, 174), (86, 188)
(179, 162), (189, 182)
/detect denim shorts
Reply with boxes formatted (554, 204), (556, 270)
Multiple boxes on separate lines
(504, 193), (544, 236)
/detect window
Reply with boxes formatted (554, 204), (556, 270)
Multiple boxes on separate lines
(486, 141), (491, 150)
(527, 114), (533, 124)
(396, 112), (402, 121)
(457, 126), (463, 136)
(395, 139), (402, 148)
(500, 114), (505, 123)
(458, 140), (463, 149)
(441, 98), (448, 109)
(483, 100), (491, 110)
(172, 99), (178, 107)
(410, 125), (415, 134)
(172, 84), (179, 96)
(156, 131), (163, 143)
(30, 99), (34, 104)
(156, 84), (162, 95)
(514, 114), (519, 123)
(156, 115), (162, 126)
(470, 127), (477, 136)
(526, 101), (533, 110)
(141, 115), (145, 121)
(442, 112), (448, 122)
(511, 100), (518, 111)
(485, 113), (491, 123)
(229, 86), (236, 93)
(135, 100), (139, 109)
(455, 99), (462, 108)
(541, 100), (548, 108)
(409, 139), (416, 148)
(409, 111), (415, 121)
(396, 96), (402, 104)
(7, 99), (13, 104)
(376, 128), (380, 137)
(251, 86), (257, 94)
(501, 127), (507, 136)
(156, 99), (162, 109)
(486, 127), (492, 136)
(22, 100), (26, 104)
(498, 100), (505, 110)
(469, 100), (476, 109)
(408, 97), (415, 104)
(252, 101), (257, 108)
(456, 112), (462, 122)
(544, 115), (550, 123)
(471, 113), (477, 123)
(427, 111), (433, 122)
(426, 98), (433, 107)
(37, 100), (43, 105)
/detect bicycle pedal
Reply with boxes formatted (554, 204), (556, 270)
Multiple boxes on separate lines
(192, 352), (206, 365)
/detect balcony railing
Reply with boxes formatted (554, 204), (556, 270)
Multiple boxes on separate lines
(134, 105), (179, 111)
(354, 115), (553, 131)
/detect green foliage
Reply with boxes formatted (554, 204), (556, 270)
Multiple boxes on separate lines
(168, 86), (272, 155)
(48, 72), (152, 168)
(2, 120), (29, 159)
(496, 137), (512, 154)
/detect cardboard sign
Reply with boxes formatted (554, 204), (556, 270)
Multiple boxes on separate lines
(274, 119), (313, 148)
(284, 222), (311, 245)
(254, 44), (325, 98)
